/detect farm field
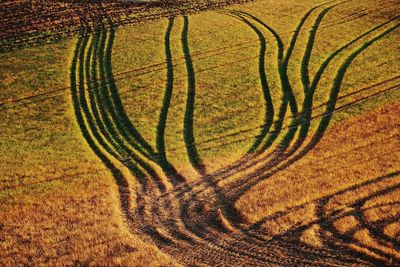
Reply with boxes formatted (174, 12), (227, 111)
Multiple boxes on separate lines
(0, 0), (399, 266)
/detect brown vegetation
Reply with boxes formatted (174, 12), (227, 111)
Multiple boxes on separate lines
(0, 0), (250, 52)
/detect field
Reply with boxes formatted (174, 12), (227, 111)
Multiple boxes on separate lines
(0, 0), (399, 265)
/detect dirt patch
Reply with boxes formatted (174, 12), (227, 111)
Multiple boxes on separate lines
(0, 0), (251, 52)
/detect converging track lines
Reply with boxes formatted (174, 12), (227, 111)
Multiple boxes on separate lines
(69, 2), (400, 265)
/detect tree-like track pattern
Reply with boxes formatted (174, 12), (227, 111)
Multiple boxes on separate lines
(69, 1), (400, 265)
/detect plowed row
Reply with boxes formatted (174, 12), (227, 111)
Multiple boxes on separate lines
(0, 0), (250, 52)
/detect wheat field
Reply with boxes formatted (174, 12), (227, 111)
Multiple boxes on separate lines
(0, 0), (399, 265)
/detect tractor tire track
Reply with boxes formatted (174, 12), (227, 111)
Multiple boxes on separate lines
(68, 3), (400, 265)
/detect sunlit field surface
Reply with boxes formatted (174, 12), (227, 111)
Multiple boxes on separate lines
(1, 0), (399, 265)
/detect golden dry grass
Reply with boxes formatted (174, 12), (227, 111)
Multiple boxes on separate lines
(236, 99), (400, 262)
(1, 0), (399, 265)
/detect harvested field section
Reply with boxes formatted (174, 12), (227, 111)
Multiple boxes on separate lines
(0, 0), (251, 52)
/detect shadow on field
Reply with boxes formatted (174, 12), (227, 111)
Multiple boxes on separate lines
(69, 2), (400, 264)
(246, 170), (400, 266)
